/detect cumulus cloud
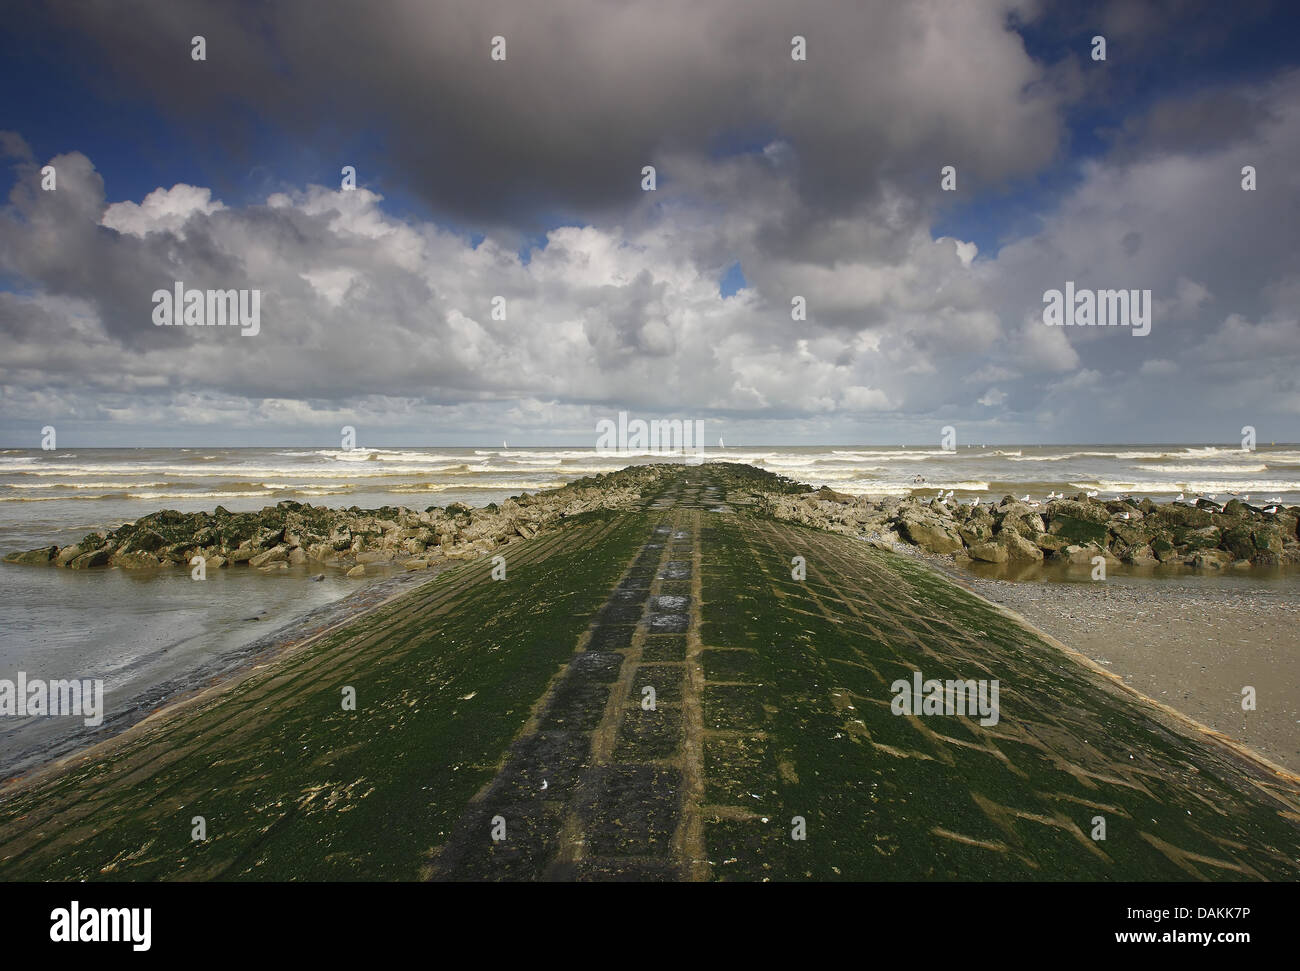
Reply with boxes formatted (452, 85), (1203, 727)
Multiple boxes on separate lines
(101, 184), (226, 237)
(1, 3), (1298, 444)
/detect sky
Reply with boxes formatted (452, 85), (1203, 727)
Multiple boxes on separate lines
(1, 0), (1298, 447)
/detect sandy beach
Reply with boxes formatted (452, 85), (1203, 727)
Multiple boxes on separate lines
(962, 574), (1300, 776)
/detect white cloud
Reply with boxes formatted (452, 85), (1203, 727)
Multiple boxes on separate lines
(101, 184), (225, 237)
(4, 68), (1300, 443)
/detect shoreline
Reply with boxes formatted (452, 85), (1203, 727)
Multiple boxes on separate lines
(0, 566), (447, 790)
(965, 574), (1300, 777)
(885, 537), (1300, 777)
(968, 578), (1300, 785)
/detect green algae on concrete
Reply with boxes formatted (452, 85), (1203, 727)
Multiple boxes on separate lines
(697, 509), (1300, 880)
(2, 463), (1298, 882)
(0, 509), (649, 880)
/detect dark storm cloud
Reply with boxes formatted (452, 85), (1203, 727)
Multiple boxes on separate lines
(1112, 89), (1282, 158)
(31, 0), (1062, 228)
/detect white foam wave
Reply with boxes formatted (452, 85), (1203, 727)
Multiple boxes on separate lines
(1134, 463), (1269, 474)
(1069, 479), (1300, 494)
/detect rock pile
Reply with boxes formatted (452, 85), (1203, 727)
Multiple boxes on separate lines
(3, 465), (673, 576)
(7, 461), (1296, 576)
(756, 488), (1300, 569)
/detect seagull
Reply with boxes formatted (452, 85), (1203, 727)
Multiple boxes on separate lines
(1120, 511), (1131, 520)
(1026, 499), (1041, 509)
(971, 497), (981, 508)
(943, 489), (954, 500)
(1086, 490), (1098, 498)
(1265, 496), (1282, 505)
(1020, 494), (1031, 502)
(1046, 490), (1063, 500)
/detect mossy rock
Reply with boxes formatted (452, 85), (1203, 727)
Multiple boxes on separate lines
(1048, 515), (1108, 546)
(1253, 525), (1283, 553)
(1174, 525), (1221, 550)
(1155, 504), (1213, 528)
(1222, 525), (1255, 560)
(68, 548), (111, 569)
(123, 528), (166, 553)
(3, 545), (58, 565)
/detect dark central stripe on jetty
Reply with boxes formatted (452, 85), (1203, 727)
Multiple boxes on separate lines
(429, 473), (713, 880)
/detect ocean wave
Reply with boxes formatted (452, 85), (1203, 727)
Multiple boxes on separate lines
(481, 449), (595, 460)
(1068, 479), (1300, 494)
(1133, 463), (1270, 474)
(5, 480), (175, 490)
(390, 479), (564, 493)
(533, 464), (642, 475)
(828, 449), (950, 458)
(1008, 450), (1176, 462)
(0, 485), (364, 502)
(128, 490), (278, 501)
(830, 480), (990, 496)
(769, 467), (866, 482)
(5, 464), (490, 479)
(0, 490), (266, 502)
(313, 448), (475, 464)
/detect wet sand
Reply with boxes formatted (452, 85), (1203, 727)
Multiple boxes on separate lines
(877, 537), (1300, 775)
(959, 573), (1300, 775)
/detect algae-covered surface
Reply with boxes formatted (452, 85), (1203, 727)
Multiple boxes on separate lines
(1, 465), (1297, 880)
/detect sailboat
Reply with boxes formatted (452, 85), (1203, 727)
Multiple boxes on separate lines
(502, 441), (507, 450)
(719, 436), (725, 448)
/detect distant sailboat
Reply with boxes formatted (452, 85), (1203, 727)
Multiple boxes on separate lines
(502, 441), (507, 449)
(719, 436), (725, 448)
